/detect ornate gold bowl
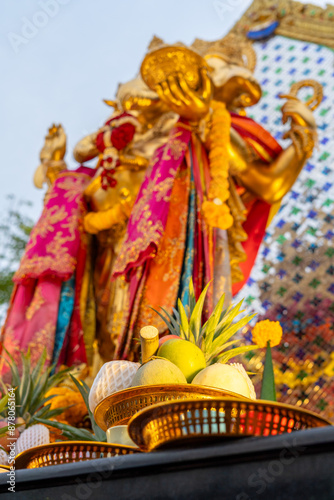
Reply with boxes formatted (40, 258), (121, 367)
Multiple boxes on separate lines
(141, 45), (208, 92)
(15, 441), (140, 469)
(128, 398), (331, 452)
(94, 385), (248, 431)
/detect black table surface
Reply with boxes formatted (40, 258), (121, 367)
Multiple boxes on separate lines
(0, 426), (333, 499)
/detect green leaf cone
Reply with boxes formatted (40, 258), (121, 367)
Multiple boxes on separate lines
(260, 342), (277, 401)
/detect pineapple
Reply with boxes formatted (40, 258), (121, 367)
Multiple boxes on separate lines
(155, 280), (258, 366)
(154, 280), (258, 398)
(0, 348), (106, 452)
(15, 424), (50, 456)
(0, 349), (74, 454)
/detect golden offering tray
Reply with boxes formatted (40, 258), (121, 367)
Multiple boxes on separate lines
(94, 385), (248, 431)
(15, 441), (141, 470)
(128, 398), (332, 452)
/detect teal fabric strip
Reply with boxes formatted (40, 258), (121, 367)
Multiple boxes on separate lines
(51, 274), (75, 371)
(180, 167), (196, 308)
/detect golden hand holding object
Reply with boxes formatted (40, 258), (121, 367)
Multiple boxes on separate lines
(279, 80), (322, 159)
(141, 44), (213, 122)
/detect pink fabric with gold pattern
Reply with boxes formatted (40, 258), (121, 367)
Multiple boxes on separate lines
(15, 168), (93, 284)
(113, 124), (191, 280)
(0, 167), (93, 381)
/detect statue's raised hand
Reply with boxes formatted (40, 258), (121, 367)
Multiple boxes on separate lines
(280, 96), (317, 159)
(155, 68), (212, 122)
(281, 98), (316, 129)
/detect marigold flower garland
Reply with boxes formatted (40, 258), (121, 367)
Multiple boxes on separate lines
(202, 100), (233, 230)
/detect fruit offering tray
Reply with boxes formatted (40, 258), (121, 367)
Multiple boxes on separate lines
(128, 398), (332, 452)
(94, 385), (248, 430)
(15, 441), (141, 469)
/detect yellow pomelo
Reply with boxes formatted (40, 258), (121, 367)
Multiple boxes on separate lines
(157, 338), (206, 382)
(192, 363), (251, 398)
(131, 358), (187, 387)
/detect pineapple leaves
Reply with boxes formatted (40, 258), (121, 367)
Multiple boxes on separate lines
(217, 345), (259, 364)
(1, 348), (75, 427)
(32, 403), (69, 421)
(202, 292), (226, 349)
(150, 306), (181, 337)
(206, 339), (243, 364)
(177, 299), (193, 342)
(0, 395), (8, 415)
(69, 375), (106, 442)
(19, 350), (32, 415)
(149, 280), (257, 369)
(209, 311), (256, 360)
(31, 349), (47, 381)
(0, 425), (10, 439)
(35, 417), (100, 442)
(188, 279), (196, 317)
(189, 281), (211, 344)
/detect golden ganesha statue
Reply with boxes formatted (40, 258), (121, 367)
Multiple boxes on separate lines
(0, 33), (321, 377)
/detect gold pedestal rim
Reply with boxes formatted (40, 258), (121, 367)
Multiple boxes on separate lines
(128, 397), (332, 452)
(15, 440), (141, 470)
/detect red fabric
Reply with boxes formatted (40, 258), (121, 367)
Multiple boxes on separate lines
(229, 113), (283, 296)
(96, 131), (105, 153)
(232, 199), (271, 295)
(230, 113), (282, 161)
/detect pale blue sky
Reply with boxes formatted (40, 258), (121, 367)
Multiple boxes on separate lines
(1, 0), (326, 220)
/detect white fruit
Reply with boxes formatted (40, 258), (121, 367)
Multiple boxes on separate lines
(192, 363), (251, 398)
(16, 424), (50, 456)
(0, 449), (8, 465)
(230, 363), (256, 400)
(131, 359), (187, 387)
(89, 360), (140, 413)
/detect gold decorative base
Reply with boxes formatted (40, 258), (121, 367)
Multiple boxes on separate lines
(94, 385), (248, 431)
(128, 398), (331, 452)
(15, 441), (140, 469)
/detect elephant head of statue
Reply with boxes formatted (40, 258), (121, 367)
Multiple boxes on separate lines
(193, 34), (261, 110)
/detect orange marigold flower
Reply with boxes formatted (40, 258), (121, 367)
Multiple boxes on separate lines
(252, 319), (283, 348)
(202, 200), (233, 229)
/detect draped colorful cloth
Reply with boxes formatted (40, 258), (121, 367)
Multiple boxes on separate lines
(0, 167), (94, 380)
(113, 125), (191, 279)
(112, 115), (283, 360)
(229, 114), (283, 295)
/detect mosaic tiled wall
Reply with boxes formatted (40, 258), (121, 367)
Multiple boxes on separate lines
(237, 36), (334, 421)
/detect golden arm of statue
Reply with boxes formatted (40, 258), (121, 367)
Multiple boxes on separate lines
(234, 99), (317, 204)
(34, 124), (67, 189)
(83, 197), (133, 234)
(73, 132), (100, 163)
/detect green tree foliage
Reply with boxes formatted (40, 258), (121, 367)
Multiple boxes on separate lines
(0, 196), (34, 321)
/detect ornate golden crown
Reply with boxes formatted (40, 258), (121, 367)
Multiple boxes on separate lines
(140, 36), (209, 92)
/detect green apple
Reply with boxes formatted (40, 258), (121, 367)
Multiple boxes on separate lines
(157, 338), (206, 382)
